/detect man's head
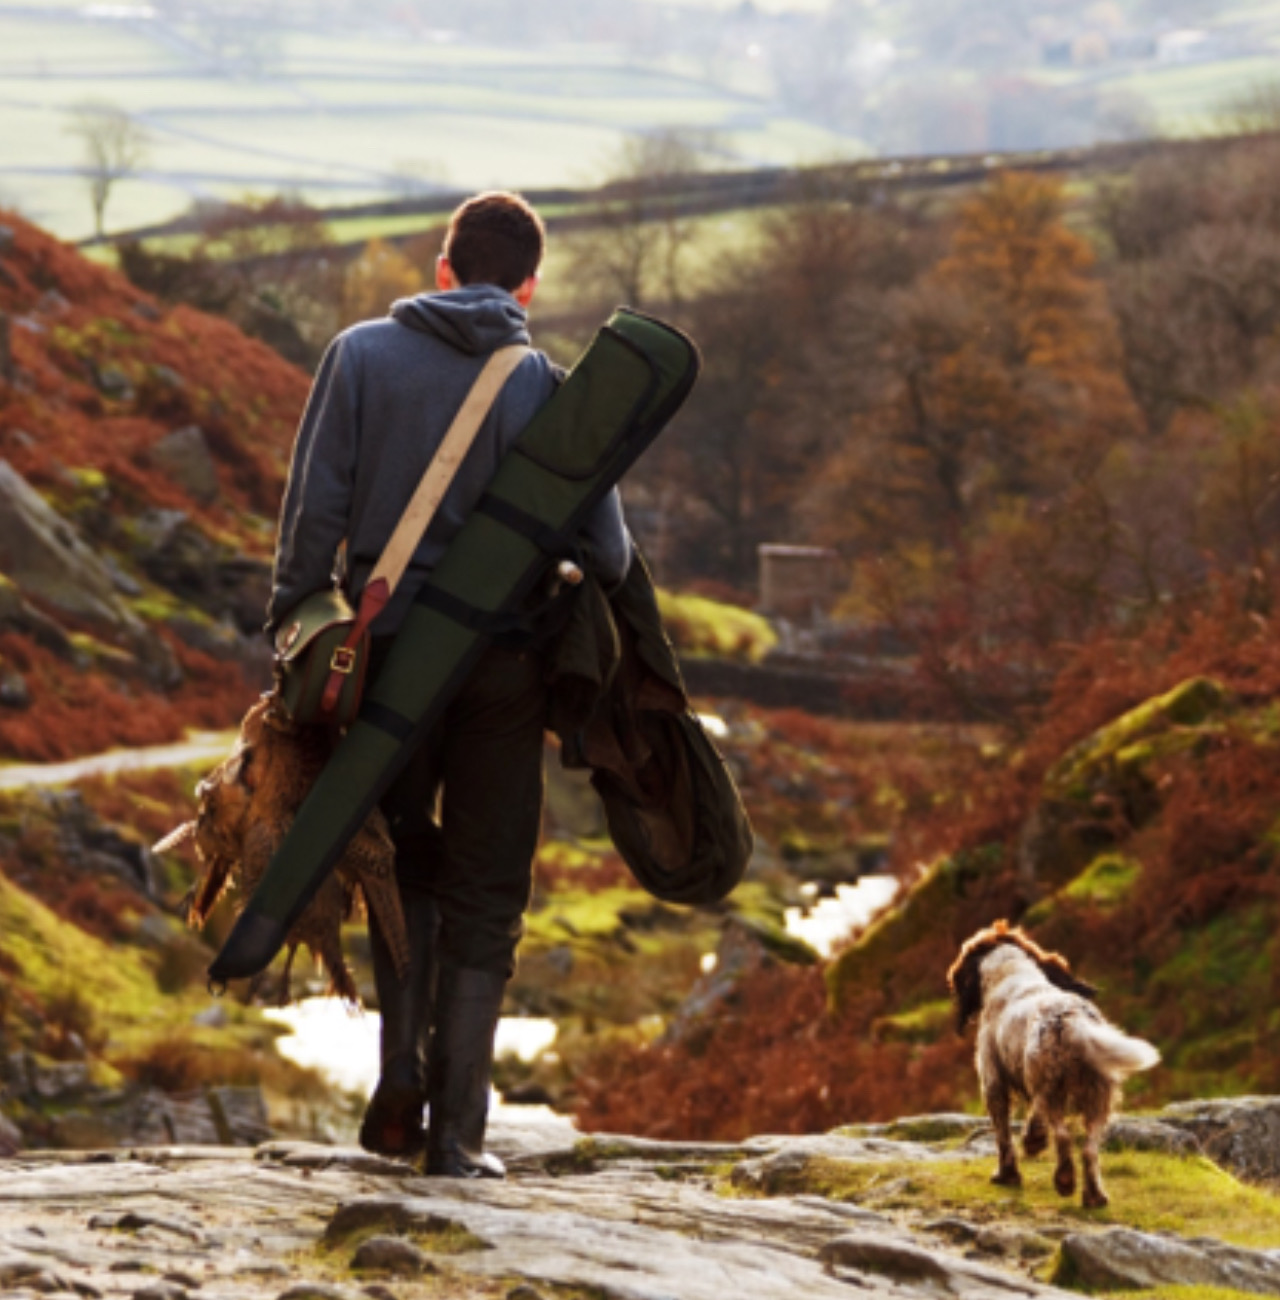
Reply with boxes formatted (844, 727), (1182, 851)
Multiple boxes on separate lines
(437, 191), (544, 305)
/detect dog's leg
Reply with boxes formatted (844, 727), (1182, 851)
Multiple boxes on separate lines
(1081, 1111), (1109, 1208)
(1050, 1112), (1077, 1198)
(1023, 1103), (1049, 1158)
(986, 1079), (1022, 1187)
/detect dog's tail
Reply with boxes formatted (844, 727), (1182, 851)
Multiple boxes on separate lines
(1080, 1021), (1161, 1080)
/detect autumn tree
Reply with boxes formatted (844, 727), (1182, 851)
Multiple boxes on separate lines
(634, 195), (919, 585)
(815, 172), (1135, 558)
(342, 238), (423, 326)
(1101, 139), (1280, 432)
(65, 101), (149, 240)
(571, 129), (718, 311)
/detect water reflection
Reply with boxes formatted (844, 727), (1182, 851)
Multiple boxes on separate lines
(265, 877), (899, 1104)
(263, 1001), (558, 1104)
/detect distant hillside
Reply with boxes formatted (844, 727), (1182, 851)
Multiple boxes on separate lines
(0, 211), (306, 760)
(3, 0), (1279, 239)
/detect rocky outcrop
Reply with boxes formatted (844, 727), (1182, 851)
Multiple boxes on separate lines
(5, 1101), (1280, 1300)
(1058, 1228), (1280, 1294)
(0, 1124), (1076, 1300)
(0, 461), (185, 686)
(0, 573), (75, 659)
(2, 1056), (270, 1149)
(5, 788), (157, 896)
(131, 508), (274, 640)
(146, 427), (220, 505)
(1161, 1096), (1280, 1186)
(1018, 676), (1228, 894)
(0, 460), (143, 638)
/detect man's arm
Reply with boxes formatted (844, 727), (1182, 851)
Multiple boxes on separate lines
(265, 335), (361, 634)
(580, 488), (632, 589)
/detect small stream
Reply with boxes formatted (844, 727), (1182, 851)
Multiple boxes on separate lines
(783, 873), (900, 958)
(267, 875), (900, 1104)
(263, 1002), (560, 1118)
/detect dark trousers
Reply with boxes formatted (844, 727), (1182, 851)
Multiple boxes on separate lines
(371, 639), (547, 977)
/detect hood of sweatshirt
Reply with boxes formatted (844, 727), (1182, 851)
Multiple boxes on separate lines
(390, 284), (531, 356)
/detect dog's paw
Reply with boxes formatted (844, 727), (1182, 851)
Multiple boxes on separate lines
(1082, 1187), (1109, 1210)
(1054, 1165), (1077, 1197)
(1023, 1124), (1049, 1158)
(991, 1168), (1023, 1188)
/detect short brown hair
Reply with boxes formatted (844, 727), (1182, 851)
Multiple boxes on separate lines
(443, 191), (545, 291)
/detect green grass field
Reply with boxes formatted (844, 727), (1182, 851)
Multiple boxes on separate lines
(0, 7), (860, 240)
(4, 1), (1280, 243)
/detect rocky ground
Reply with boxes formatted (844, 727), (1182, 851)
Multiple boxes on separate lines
(4, 1098), (1280, 1300)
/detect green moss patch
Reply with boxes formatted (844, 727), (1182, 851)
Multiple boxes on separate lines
(1027, 853), (1144, 928)
(1, 868), (194, 1046)
(872, 999), (954, 1045)
(1062, 854), (1141, 908)
(654, 588), (777, 663)
(734, 1151), (1280, 1250)
(1046, 677), (1228, 800)
(0, 867), (316, 1094)
(1084, 1290), (1264, 1300)
(826, 843), (1006, 1014)
(526, 885), (671, 943)
(410, 1224), (491, 1255)
(322, 1206), (488, 1256)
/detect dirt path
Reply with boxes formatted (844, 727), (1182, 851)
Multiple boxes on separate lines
(0, 731), (234, 792)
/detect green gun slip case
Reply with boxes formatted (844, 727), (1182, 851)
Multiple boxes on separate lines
(210, 309), (701, 986)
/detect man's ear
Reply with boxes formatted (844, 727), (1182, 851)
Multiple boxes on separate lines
(513, 273), (539, 307)
(436, 255), (457, 292)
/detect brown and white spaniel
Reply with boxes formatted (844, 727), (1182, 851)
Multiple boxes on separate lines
(947, 920), (1160, 1208)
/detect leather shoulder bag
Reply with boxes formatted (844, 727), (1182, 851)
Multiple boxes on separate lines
(273, 344), (531, 726)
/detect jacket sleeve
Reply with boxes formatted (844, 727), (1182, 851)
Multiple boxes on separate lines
(580, 487), (633, 589)
(265, 335), (361, 634)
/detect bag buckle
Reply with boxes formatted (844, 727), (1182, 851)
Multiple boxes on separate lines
(330, 646), (358, 674)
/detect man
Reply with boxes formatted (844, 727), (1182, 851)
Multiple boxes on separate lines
(267, 191), (630, 1176)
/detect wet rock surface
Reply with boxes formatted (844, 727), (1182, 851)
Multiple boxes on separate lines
(0, 1119), (1070, 1300)
(3, 1100), (1280, 1299)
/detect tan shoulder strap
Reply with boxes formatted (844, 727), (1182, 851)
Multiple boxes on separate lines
(369, 343), (531, 596)
(318, 344), (532, 714)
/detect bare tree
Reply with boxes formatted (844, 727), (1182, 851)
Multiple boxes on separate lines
(66, 101), (150, 240)
(573, 128), (719, 311)
(1219, 80), (1280, 135)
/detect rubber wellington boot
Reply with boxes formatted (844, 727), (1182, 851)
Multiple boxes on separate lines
(425, 965), (507, 1178)
(358, 891), (439, 1159)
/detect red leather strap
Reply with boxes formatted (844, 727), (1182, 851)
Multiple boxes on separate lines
(319, 578), (390, 715)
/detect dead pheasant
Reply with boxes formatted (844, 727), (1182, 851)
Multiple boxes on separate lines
(155, 693), (409, 1004)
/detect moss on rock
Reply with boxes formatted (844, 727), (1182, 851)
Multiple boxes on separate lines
(732, 1149), (1280, 1251)
(826, 844), (1006, 1015)
(1046, 677), (1228, 800)
(654, 588), (777, 664)
(872, 999), (955, 1045)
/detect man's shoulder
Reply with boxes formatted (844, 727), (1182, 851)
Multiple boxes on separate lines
(505, 346), (559, 404)
(336, 316), (404, 349)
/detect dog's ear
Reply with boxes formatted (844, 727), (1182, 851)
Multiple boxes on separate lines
(1036, 953), (1099, 1002)
(1002, 926), (1100, 1002)
(946, 947), (987, 1034)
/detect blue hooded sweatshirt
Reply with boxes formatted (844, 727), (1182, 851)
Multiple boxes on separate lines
(268, 284), (632, 636)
